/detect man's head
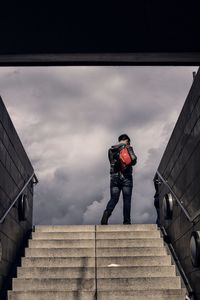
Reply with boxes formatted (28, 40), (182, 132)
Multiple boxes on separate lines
(118, 134), (131, 145)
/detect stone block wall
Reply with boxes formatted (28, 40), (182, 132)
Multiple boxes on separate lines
(0, 96), (35, 296)
(156, 68), (200, 298)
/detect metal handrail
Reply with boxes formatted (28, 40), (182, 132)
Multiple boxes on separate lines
(156, 170), (200, 223)
(0, 172), (38, 224)
(160, 226), (195, 299)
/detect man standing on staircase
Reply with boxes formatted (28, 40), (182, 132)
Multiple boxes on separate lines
(101, 134), (137, 225)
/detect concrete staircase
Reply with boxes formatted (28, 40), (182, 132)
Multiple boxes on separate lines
(8, 224), (186, 299)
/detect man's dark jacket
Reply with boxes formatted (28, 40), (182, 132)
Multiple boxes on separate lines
(108, 143), (137, 175)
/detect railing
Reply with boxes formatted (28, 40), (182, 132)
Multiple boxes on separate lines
(159, 226), (195, 299)
(156, 170), (196, 299)
(156, 170), (200, 223)
(0, 172), (38, 224)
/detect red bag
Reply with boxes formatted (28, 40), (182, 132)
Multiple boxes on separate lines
(119, 146), (132, 170)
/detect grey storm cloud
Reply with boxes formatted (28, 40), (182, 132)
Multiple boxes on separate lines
(34, 166), (106, 224)
(0, 66), (198, 225)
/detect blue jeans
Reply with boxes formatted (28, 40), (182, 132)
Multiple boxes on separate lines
(106, 173), (133, 224)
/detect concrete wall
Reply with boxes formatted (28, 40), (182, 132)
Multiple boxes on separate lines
(0, 96), (34, 295)
(157, 68), (200, 298)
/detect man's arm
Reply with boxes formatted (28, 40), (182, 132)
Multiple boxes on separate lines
(108, 148), (113, 163)
(127, 146), (137, 166)
(108, 148), (117, 174)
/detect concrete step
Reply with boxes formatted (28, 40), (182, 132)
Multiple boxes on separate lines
(17, 266), (176, 279)
(32, 231), (161, 240)
(28, 238), (164, 248)
(96, 247), (167, 257)
(97, 277), (181, 290)
(96, 231), (160, 239)
(17, 267), (95, 278)
(8, 224), (186, 300)
(28, 239), (95, 248)
(22, 257), (95, 267)
(12, 277), (181, 292)
(21, 255), (171, 267)
(8, 291), (96, 300)
(97, 238), (164, 248)
(12, 278), (95, 291)
(97, 266), (176, 278)
(25, 248), (95, 257)
(32, 232), (95, 240)
(34, 225), (95, 232)
(33, 224), (158, 233)
(8, 289), (186, 300)
(96, 224), (158, 231)
(97, 256), (172, 267)
(97, 289), (186, 299)
(25, 246), (166, 258)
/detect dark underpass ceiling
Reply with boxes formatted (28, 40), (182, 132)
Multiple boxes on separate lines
(0, 2), (200, 65)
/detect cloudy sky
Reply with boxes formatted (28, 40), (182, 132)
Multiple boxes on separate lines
(0, 66), (198, 225)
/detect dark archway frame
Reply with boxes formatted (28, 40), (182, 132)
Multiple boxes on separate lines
(0, 3), (200, 67)
(0, 53), (200, 67)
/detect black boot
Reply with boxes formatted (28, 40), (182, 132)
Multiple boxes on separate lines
(101, 210), (111, 225)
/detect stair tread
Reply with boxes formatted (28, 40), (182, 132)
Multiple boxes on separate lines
(34, 224), (158, 232)
(34, 225), (95, 232)
(8, 289), (187, 300)
(21, 255), (172, 267)
(9, 289), (186, 294)
(17, 265), (176, 278)
(28, 238), (164, 248)
(32, 231), (161, 240)
(12, 277), (181, 292)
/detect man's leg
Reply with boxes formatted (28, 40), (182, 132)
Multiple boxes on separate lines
(106, 186), (121, 213)
(122, 178), (133, 224)
(101, 177), (121, 225)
